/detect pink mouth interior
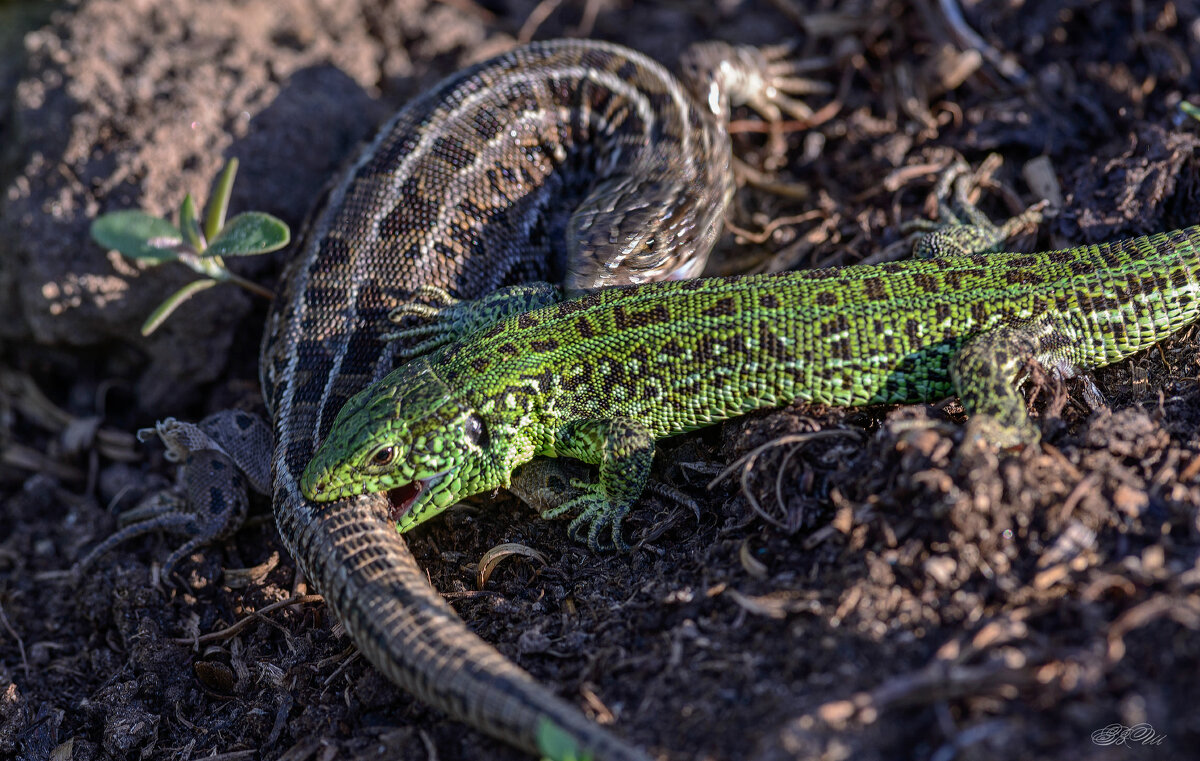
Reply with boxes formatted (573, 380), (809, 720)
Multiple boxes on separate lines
(387, 481), (423, 523)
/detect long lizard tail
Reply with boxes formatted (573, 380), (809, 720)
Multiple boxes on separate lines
(275, 485), (650, 761)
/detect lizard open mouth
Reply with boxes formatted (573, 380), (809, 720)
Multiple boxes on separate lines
(385, 470), (452, 527)
(386, 481), (423, 523)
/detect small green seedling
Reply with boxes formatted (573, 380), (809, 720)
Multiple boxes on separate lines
(90, 158), (290, 335)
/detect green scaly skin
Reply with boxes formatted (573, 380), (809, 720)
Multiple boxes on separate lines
(301, 223), (1200, 550)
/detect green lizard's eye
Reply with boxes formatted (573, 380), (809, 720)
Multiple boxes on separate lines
(369, 445), (396, 468)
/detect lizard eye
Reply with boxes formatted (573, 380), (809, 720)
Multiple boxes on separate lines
(464, 414), (489, 448)
(369, 445), (396, 468)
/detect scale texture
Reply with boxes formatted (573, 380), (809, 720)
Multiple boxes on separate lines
(302, 227), (1200, 549)
(258, 38), (769, 760)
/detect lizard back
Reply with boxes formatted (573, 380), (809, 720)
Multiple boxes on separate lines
(434, 227), (1200, 440)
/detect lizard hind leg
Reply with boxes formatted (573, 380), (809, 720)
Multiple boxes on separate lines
(952, 316), (1084, 449)
(905, 157), (1047, 259)
(71, 412), (270, 585)
(677, 40), (833, 161)
(678, 40), (833, 122)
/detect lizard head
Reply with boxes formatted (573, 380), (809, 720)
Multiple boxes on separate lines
(301, 357), (499, 532)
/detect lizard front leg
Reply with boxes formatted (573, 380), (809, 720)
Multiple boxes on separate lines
(386, 282), (562, 355)
(539, 417), (656, 552)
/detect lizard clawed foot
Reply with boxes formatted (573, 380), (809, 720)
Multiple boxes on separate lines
(71, 491), (197, 583)
(961, 414), (1038, 451)
(681, 40), (832, 122)
(386, 286), (463, 356)
(539, 480), (632, 553)
(511, 459), (698, 549)
(641, 479), (701, 522)
(72, 412), (270, 585)
(71, 455), (247, 585)
(904, 155), (1048, 258)
(536, 477), (696, 552)
(386, 282), (562, 357)
(679, 40), (834, 163)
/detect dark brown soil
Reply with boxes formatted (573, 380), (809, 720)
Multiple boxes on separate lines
(3, 1), (1200, 760)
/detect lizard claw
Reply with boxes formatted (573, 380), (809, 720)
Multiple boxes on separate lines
(539, 479), (632, 553)
(389, 285), (460, 322)
(679, 40), (834, 166)
(386, 282), (562, 357)
(904, 155), (1048, 258)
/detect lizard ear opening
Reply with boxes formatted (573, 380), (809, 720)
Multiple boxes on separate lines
(464, 414), (489, 449)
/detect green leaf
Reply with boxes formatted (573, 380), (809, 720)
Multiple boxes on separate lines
(141, 278), (220, 335)
(204, 158), (239, 242)
(176, 252), (230, 281)
(535, 718), (592, 761)
(179, 193), (205, 252)
(205, 212), (290, 257)
(1181, 101), (1200, 123)
(90, 211), (183, 262)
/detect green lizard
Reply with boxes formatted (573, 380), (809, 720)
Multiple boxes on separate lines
(300, 216), (1200, 550)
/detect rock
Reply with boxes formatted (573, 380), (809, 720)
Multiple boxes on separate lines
(0, 0), (405, 412)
